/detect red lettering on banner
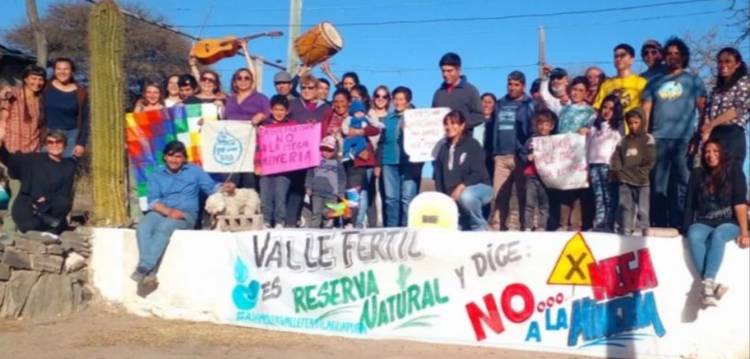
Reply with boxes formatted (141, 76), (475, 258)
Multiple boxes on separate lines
(500, 283), (534, 323)
(465, 294), (505, 341)
(465, 283), (536, 341)
(589, 248), (657, 301)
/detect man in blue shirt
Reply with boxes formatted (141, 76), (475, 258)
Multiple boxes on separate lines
(641, 37), (706, 228)
(490, 71), (534, 230)
(132, 141), (235, 285)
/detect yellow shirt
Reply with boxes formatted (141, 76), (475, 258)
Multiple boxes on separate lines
(593, 74), (648, 112)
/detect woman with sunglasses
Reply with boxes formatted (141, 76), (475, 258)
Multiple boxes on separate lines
(188, 53), (226, 107)
(285, 75), (331, 227)
(357, 85), (391, 228)
(222, 47), (270, 190)
(0, 130), (77, 234)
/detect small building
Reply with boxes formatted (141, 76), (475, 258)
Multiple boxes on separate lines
(0, 43), (37, 87)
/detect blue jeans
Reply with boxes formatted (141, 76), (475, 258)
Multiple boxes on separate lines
(457, 183), (493, 231)
(136, 211), (196, 274)
(687, 222), (740, 280)
(382, 163), (420, 227)
(589, 164), (617, 231)
(356, 168), (373, 228)
(653, 138), (690, 228)
(259, 174), (291, 226)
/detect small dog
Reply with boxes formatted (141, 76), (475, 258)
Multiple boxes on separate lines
(205, 188), (261, 216)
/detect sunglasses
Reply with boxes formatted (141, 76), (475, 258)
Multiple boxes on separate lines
(236, 76), (252, 81)
(201, 77), (216, 83)
(643, 49), (661, 56)
(46, 139), (64, 145)
(374, 94), (389, 100)
(301, 86), (316, 90)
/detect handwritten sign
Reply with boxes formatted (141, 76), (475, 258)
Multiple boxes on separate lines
(404, 107), (450, 162)
(256, 122), (321, 175)
(201, 121), (256, 173)
(532, 133), (588, 190)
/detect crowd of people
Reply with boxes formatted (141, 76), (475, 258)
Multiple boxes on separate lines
(0, 37), (748, 304)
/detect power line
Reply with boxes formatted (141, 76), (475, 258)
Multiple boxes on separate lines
(173, 0), (719, 28)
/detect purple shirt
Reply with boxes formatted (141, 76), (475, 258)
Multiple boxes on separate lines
(225, 91), (270, 121)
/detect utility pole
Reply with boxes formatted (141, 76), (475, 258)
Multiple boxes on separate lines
(26, 0), (47, 67)
(287, 0), (303, 75)
(537, 25), (546, 80)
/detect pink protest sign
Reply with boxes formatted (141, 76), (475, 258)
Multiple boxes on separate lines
(256, 122), (322, 175)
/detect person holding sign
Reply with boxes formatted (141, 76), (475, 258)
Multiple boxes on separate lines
(258, 95), (293, 228)
(684, 139), (749, 306)
(378, 87), (422, 227)
(434, 110), (492, 231)
(223, 68), (270, 191)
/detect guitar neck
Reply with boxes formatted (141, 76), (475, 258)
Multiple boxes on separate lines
(238, 31), (283, 42)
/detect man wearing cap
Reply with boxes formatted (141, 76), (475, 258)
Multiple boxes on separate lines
(540, 66), (569, 116)
(640, 40), (668, 82)
(432, 52), (484, 128)
(177, 74), (198, 101)
(489, 70), (534, 230)
(274, 70), (299, 100)
(594, 43), (648, 113)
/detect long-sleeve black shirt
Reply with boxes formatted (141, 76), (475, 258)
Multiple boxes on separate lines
(434, 135), (490, 194)
(0, 146), (76, 232)
(684, 165), (747, 230)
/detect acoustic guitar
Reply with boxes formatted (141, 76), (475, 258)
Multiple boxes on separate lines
(192, 31), (283, 65)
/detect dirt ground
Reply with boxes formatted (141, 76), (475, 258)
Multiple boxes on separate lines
(0, 300), (595, 359)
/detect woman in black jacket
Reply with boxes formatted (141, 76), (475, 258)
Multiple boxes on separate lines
(684, 139), (749, 307)
(434, 110), (492, 231)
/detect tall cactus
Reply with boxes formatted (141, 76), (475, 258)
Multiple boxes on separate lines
(88, 0), (127, 226)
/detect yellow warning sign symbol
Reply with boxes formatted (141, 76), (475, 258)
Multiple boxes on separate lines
(547, 232), (597, 285)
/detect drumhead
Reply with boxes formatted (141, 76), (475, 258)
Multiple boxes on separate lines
(321, 22), (343, 49)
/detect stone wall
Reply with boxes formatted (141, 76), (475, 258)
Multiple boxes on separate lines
(0, 228), (92, 319)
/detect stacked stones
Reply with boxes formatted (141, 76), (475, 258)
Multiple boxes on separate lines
(0, 228), (92, 319)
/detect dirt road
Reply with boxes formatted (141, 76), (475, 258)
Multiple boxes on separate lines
(0, 301), (595, 359)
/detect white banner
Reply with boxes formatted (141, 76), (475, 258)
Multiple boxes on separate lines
(532, 133), (588, 190)
(201, 121), (256, 173)
(92, 229), (750, 359)
(404, 108), (450, 162)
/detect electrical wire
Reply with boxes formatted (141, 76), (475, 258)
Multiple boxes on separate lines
(173, 0), (720, 28)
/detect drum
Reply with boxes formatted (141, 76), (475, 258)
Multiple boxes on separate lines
(293, 22), (343, 67)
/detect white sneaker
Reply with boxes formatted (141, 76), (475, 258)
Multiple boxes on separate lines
(263, 223), (272, 229)
(702, 279), (718, 307)
(274, 223), (284, 229)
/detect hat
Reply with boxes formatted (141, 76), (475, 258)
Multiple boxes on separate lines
(549, 67), (568, 80)
(320, 135), (337, 150)
(274, 71), (293, 83)
(349, 100), (366, 115)
(642, 39), (662, 50)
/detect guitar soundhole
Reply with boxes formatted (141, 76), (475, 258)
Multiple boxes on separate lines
(422, 215), (438, 224)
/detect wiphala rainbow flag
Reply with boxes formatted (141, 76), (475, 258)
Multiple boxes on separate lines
(125, 104), (219, 210)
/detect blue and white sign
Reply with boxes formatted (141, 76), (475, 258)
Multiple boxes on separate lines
(201, 120), (256, 173)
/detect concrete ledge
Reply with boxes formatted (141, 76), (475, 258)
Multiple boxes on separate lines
(91, 228), (749, 359)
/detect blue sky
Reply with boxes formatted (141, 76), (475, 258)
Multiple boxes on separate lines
(1, 0), (746, 108)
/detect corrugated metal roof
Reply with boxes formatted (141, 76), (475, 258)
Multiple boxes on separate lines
(0, 43), (37, 62)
